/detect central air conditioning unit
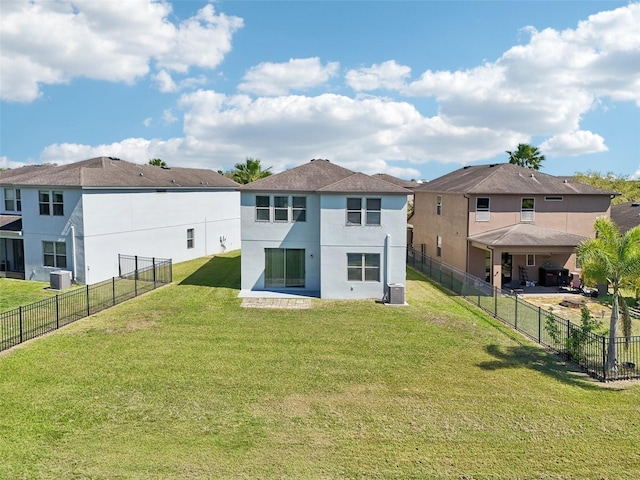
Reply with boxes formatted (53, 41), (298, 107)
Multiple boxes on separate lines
(50, 270), (72, 290)
(387, 283), (405, 305)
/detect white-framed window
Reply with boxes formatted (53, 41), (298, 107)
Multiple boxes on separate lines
(39, 190), (64, 216)
(436, 235), (442, 257)
(476, 197), (490, 222)
(274, 196), (289, 222)
(256, 195), (270, 221)
(347, 253), (380, 282)
(526, 254), (535, 267)
(521, 197), (535, 222)
(3, 188), (21, 212)
(346, 197), (381, 226)
(545, 196), (563, 202)
(292, 196), (306, 222)
(187, 228), (195, 249)
(436, 195), (442, 216)
(43, 241), (67, 268)
(255, 195), (307, 223)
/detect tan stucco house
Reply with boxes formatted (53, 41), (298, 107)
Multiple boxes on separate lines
(410, 163), (616, 290)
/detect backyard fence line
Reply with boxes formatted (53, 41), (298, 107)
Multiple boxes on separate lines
(0, 256), (172, 353)
(406, 246), (639, 382)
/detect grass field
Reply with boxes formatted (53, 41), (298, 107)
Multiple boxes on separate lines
(0, 278), (58, 312)
(1, 252), (639, 479)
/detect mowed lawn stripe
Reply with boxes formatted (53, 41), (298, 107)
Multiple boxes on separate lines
(0, 252), (638, 479)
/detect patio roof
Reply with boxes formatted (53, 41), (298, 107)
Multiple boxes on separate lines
(468, 223), (587, 248)
(0, 215), (22, 238)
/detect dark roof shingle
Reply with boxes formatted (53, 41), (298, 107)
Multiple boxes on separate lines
(611, 202), (640, 233)
(240, 159), (410, 194)
(415, 163), (616, 196)
(0, 157), (239, 189)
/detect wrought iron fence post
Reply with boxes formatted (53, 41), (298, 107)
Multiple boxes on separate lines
(19, 306), (23, 344)
(56, 294), (60, 329)
(135, 270), (138, 297)
(538, 306), (542, 342)
(602, 336), (607, 382)
(135, 255), (139, 281)
(494, 287), (498, 316)
(153, 257), (157, 289)
(86, 285), (90, 317)
(514, 295), (518, 330)
(112, 277), (116, 306)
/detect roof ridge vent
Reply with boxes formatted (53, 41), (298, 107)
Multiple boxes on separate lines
(632, 202), (640, 207)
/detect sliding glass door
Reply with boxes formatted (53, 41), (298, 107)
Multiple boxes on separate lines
(265, 248), (305, 288)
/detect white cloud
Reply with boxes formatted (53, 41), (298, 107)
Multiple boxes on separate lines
(238, 58), (340, 96)
(162, 109), (178, 125)
(539, 130), (608, 156)
(0, 1), (242, 102)
(143, 118), (152, 127)
(0, 156), (27, 170)
(153, 70), (178, 93)
(345, 60), (412, 91)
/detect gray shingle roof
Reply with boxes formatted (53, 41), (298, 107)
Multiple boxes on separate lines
(0, 215), (22, 232)
(611, 202), (640, 233)
(0, 157), (240, 189)
(468, 223), (587, 247)
(415, 163), (616, 196)
(372, 173), (418, 189)
(240, 159), (410, 194)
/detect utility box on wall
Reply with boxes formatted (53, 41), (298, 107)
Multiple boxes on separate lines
(387, 283), (405, 305)
(50, 270), (72, 290)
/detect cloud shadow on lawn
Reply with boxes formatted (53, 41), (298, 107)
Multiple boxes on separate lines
(179, 254), (241, 289)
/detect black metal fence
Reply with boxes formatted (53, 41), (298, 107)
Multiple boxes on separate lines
(0, 256), (172, 353)
(407, 246), (640, 382)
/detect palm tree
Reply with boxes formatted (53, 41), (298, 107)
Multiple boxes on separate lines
(506, 144), (545, 170)
(231, 157), (272, 184)
(148, 158), (167, 167)
(577, 217), (640, 370)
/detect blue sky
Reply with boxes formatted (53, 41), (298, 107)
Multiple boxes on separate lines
(1, 0), (639, 181)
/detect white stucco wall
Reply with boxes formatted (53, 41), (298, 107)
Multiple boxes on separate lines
(319, 194), (407, 299)
(80, 189), (240, 284)
(20, 187), (84, 282)
(240, 191), (407, 299)
(18, 187), (239, 284)
(240, 192), (321, 292)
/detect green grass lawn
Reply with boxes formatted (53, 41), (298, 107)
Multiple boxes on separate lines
(0, 278), (58, 312)
(1, 251), (639, 479)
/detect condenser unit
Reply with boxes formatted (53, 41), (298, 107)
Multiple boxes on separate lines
(387, 283), (405, 305)
(50, 270), (72, 290)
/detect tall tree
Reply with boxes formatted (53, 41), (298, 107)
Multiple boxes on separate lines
(506, 144), (545, 170)
(148, 158), (167, 167)
(577, 217), (640, 370)
(230, 157), (272, 184)
(573, 171), (638, 205)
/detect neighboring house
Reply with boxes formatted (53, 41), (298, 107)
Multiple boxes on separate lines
(411, 163), (616, 290)
(239, 159), (410, 299)
(0, 157), (240, 284)
(611, 201), (640, 233)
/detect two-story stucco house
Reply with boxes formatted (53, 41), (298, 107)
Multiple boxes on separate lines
(240, 159), (409, 300)
(0, 157), (240, 284)
(411, 163), (616, 290)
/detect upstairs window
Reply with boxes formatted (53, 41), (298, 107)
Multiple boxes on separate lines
(436, 195), (442, 216)
(274, 196), (289, 222)
(366, 198), (381, 225)
(346, 197), (381, 226)
(521, 197), (535, 222)
(476, 197), (490, 222)
(39, 190), (64, 216)
(256, 195), (270, 221)
(3, 188), (21, 212)
(292, 196), (306, 222)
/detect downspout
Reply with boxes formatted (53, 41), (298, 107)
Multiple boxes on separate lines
(385, 233), (391, 287)
(70, 225), (77, 281)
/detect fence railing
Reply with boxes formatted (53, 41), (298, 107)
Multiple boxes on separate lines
(0, 256), (172, 353)
(407, 247), (639, 382)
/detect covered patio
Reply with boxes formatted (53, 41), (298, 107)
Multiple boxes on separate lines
(467, 223), (587, 291)
(0, 215), (25, 279)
